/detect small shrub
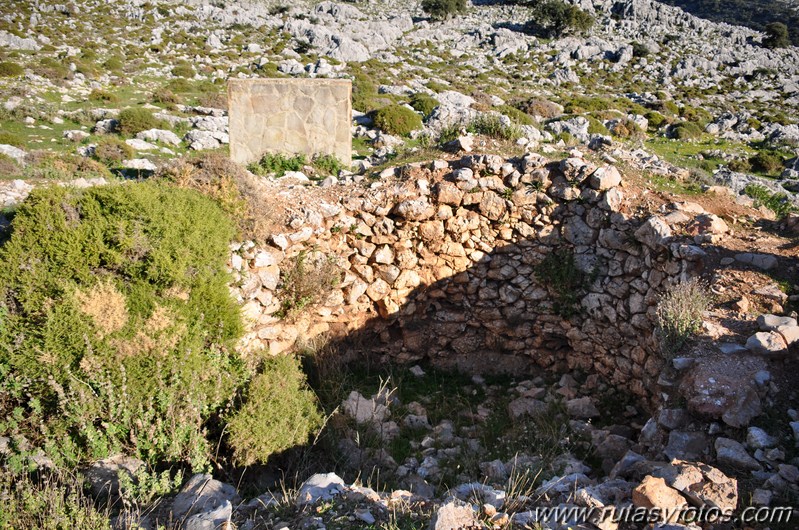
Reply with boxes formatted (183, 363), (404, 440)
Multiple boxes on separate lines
(248, 152), (307, 177)
(277, 250), (341, 318)
(103, 56), (124, 71)
(744, 183), (798, 218)
(151, 87), (182, 105)
(0, 153), (19, 177)
(525, 0), (594, 37)
(749, 151), (784, 175)
(0, 61), (24, 77)
(409, 93), (440, 120)
(351, 71), (379, 112)
(497, 105), (535, 126)
(312, 154), (343, 177)
(534, 249), (588, 318)
(670, 121), (703, 140)
(92, 137), (134, 165)
(372, 104), (423, 136)
(517, 98), (562, 119)
(198, 91), (227, 110)
(467, 114), (522, 140)
(655, 278), (712, 355)
(631, 41), (650, 57)
(563, 96), (612, 114)
(117, 107), (166, 136)
(171, 64), (195, 78)
(727, 158), (752, 173)
(586, 116), (609, 135)
(0, 131), (24, 147)
(88, 88), (118, 103)
(763, 22), (790, 49)
(226, 355), (323, 466)
(421, 0), (467, 21)
(644, 111), (667, 130)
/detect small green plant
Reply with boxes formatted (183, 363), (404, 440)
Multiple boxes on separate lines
(534, 249), (587, 318)
(171, 64), (195, 78)
(749, 151), (784, 175)
(586, 116), (609, 135)
(655, 278), (712, 356)
(409, 93), (440, 120)
(312, 154), (343, 177)
(670, 121), (703, 140)
(117, 107), (166, 136)
(728, 158), (752, 173)
(88, 88), (119, 103)
(92, 136), (134, 165)
(0, 61), (24, 77)
(227, 354), (323, 466)
(372, 104), (424, 136)
(151, 87), (183, 105)
(248, 152), (307, 177)
(466, 114), (522, 141)
(497, 104), (535, 126)
(421, 0), (467, 20)
(644, 111), (668, 131)
(0, 131), (24, 147)
(744, 184), (798, 218)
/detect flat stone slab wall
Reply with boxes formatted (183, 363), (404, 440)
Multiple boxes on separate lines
(228, 78), (352, 166)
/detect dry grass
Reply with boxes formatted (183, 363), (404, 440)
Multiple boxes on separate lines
(76, 281), (129, 336)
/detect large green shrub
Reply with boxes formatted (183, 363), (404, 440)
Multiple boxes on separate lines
(525, 0), (594, 37)
(117, 107), (167, 136)
(0, 182), (244, 469)
(372, 104), (423, 136)
(421, 0), (467, 21)
(763, 22), (790, 49)
(227, 355), (323, 465)
(749, 151), (784, 175)
(670, 121), (703, 140)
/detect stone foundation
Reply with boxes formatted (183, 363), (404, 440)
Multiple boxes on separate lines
(231, 153), (704, 403)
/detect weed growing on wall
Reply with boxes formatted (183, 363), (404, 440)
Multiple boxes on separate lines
(534, 249), (588, 318)
(655, 278), (712, 356)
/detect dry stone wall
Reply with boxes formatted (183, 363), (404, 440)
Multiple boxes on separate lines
(228, 78), (352, 166)
(231, 153), (704, 400)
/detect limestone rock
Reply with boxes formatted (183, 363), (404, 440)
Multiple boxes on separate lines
(429, 499), (477, 530)
(715, 437), (762, 471)
(296, 473), (346, 506)
(172, 474), (239, 520)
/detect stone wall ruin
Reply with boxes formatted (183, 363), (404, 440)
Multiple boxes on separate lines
(228, 78), (352, 166)
(231, 153), (703, 403)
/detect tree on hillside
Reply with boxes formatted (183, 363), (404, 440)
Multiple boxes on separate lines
(763, 22), (790, 49)
(421, 0), (468, 21)
(523, 0), (595, 38)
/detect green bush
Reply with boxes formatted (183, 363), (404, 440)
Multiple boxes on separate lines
(497, 105), (535, 126)
(749, 151), (784, 175)
(525, 0), (594, 37)
(0, 153), (19, 177)
(744, 183), (798, 218)
(151, 87), (183, 105)
(517, 98), (561, 119)
(171, 64), (195, 78)
(248, 152), (307, 177)
(312, 154), (344, 177)
(88, 88), (118, 103)
(0, 131), (24, 147)
(655, 278), (712, 356)
(586, 116), (609, 135)
(421, 0), (467, 21)
(670, 121), (703, 140)
(117, 107), (166, 136)
(644, 111), (667, 130)
(763, 22), (790, 49)
(0, 61), (24, 77)
(92, 137), (134, 165)
(0, 182), (245, 469)
(727, 158), (752, 173)
(103, 56), (124, 72)
(372, 104), (423, 136)
(227, 355), (323, 466)
(409, 93), (440, 120)
(466, 114), (522, 140)
(534, 249), (588, 317)
(563, 96), (612, 114)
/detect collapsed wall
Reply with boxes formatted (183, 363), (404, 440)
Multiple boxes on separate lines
(231, 152), (703, 400)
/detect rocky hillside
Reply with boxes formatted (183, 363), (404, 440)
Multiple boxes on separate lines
(0, 0), (799, 529)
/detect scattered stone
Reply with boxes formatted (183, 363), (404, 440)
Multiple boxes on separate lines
(715, 438), (762, 471)
(172, 474), (239, 520)
(296, 473), (346, 506)
(735, 253), (777, 271)
(429, 499), (477, 530)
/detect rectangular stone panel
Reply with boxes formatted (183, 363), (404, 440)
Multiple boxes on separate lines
(228, 78), (352, 167)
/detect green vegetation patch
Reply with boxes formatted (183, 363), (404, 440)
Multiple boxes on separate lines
(409, 92), (440, 120)
(117, 107), (167, 136)
(373, 104), (424, 136)
(227, 355), (323, 466)
(534, 249), (589, 318)
(0, 182), (244, 469)
(744, 183), (798, 218)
